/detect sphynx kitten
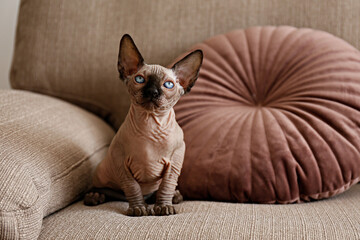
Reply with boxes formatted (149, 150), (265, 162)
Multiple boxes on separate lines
(84, 34), (203, 216)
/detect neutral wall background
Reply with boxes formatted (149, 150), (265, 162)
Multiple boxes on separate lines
(0, 0), (20, 89)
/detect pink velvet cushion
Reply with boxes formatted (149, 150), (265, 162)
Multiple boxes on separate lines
(174, 26), (360, 203)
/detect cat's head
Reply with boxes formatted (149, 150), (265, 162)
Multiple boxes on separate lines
(118, 34), (203, 112)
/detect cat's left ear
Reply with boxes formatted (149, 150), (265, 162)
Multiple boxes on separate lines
(118, 34), (144, 80)
(172, 50), (203, 94)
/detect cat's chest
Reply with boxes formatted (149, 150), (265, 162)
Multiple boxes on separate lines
(115, 110), (183, 181)
(126, 136), (175, 183)
(124, 115), (182, 153)
(122, 125), (182, 181)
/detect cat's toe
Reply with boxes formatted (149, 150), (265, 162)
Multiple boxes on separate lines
(126, 205), (149, 217)
(172, 190), (183, 204)
(84, 192), (106, 206)
(154, 204), (176, 216)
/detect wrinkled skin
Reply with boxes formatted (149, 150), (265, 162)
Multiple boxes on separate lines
(84, 34), (202, 216)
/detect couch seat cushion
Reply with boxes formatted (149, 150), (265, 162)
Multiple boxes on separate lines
(39, 184), (360, 239)
(174, 26), (360, 203)
(0, 90), (114, 240)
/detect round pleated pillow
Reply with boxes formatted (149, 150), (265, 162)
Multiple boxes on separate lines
(174, 26), (360, 203)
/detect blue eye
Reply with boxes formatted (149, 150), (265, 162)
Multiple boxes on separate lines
(163, 81), (174, 89)
(135, 75), (145, 83)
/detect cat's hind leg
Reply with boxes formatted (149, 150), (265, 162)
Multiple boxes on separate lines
(172, 190), (183, 204)
(84, 188), (127, 206)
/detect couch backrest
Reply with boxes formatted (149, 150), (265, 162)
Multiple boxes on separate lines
(10, 0), (360, 129)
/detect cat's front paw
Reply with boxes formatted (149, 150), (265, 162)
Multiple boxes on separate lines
(154, 204), (176, 216)
(126, 205), (154, 217)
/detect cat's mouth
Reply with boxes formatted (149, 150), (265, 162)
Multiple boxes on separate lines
(139, 99), (161, 110)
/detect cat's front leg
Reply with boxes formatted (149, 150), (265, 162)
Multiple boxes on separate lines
(122, 166), (154, 216)
(154, 143), (185, 215)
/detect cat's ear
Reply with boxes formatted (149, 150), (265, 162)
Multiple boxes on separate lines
(118, 34), (144, 80)
(172, 50), (203, 93)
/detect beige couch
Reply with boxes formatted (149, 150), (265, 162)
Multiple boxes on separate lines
(1, 0), (360, 239)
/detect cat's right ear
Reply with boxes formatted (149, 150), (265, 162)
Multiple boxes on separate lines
(118, 34), (144, 80)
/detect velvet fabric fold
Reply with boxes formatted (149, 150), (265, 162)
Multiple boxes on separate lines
(174, 26), (360, 203)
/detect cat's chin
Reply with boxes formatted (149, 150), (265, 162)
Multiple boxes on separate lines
(139, 100), (161, 111)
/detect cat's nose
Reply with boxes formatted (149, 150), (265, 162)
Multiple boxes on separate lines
(145, 88), (160, 99)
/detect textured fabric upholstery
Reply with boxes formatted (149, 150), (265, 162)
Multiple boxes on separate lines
(10, 0), (360, 129)
(174, 26), (360, 203)
(6, 1), (360, 239)
(0, 90), (114, 240)
(39, 184), (360, 239)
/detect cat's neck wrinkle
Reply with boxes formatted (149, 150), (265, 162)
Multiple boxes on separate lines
(128, 104), (174, 138)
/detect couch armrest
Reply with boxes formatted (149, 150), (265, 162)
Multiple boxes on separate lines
(0, 89), (114, 240)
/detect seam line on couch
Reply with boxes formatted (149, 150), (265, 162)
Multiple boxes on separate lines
(52, 143), (111, 183)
